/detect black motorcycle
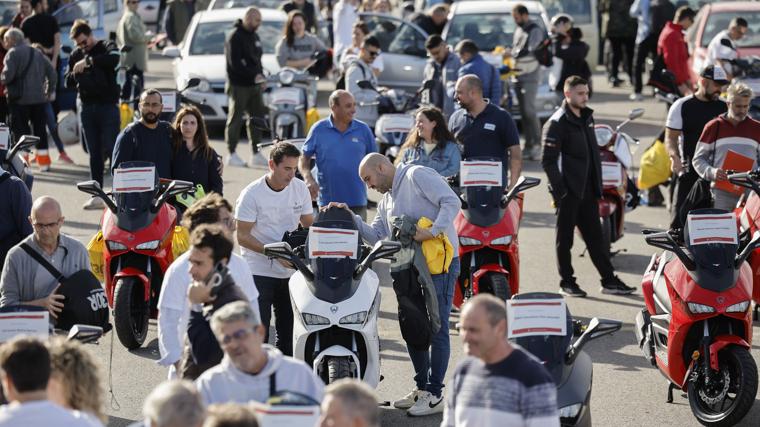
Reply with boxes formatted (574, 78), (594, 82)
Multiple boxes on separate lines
(0, 134), (38, 191)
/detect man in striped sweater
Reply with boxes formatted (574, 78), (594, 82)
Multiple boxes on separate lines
(442, 294), (559, 427)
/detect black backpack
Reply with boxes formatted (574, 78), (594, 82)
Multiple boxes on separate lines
(336, 60), (367, 90)
(527, 22), (553, 67)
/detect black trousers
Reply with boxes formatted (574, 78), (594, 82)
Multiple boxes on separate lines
(633, 34), (658, 94)
(608, 36), (636, 79)
(670, 169), (698, 230)
(253, 275), (293, 356)
(9, 103), (47, 150)
(556, 190), (615, 284)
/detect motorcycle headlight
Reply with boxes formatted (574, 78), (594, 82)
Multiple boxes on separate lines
(302, 313), (330, 325)
(491, 236), (512, 246)
(106, 240), (127, 251)
(279, 70), (295, 85)
(687, 302), (715, 314)
(339, 311), (368, 324)
(135, 240), (160, 250)
(726, 301), (750, 313)
(196, 78), (211, 92)
(459, 237), (481, 246)
(559, 403), (582, 421)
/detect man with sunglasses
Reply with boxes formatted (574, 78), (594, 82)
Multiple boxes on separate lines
(65, 20), (121, 209)
(345, 35), (381, 129)
(196, 300), (324, 405)
(0, 196), (89, 318)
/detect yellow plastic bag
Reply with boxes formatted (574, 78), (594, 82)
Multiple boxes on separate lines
(306, 107), (320, 133)
(87, 231), (105, 282)
(637, 138), (671, 190)
(171, 226), (190, 261)
(119, 102), (134, 130)
(417, 217), (454, 274)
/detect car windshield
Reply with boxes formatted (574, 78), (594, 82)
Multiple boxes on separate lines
(211, 0), (281, 9)
(53, 0), (119, 27)
(0, 1), (16, 26)
(700, 11), (760, 48)
(445, 13), (543, 52)
(189, 20), (281, 55)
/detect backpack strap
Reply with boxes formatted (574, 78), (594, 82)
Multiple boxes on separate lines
(20, 243), (65, 282)
(269, 370), (277, 397)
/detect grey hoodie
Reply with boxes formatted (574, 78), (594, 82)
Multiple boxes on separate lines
(1, 42), (56, 105)
(195, 345), (325, 405)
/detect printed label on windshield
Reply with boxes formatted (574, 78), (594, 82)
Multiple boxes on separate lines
(0, 126), (8, 151)
(601, 161), (622, 187)
(460, 161), (502, 187)
(112, 166), (156, 193)
(687, 213), (738, 246)
(160, 91), (177, 112)
(507, 299), (567, 339)
(0, 311), (49, 342)
(309, 227), (359, 259)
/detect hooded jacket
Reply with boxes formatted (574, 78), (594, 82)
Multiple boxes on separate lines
(195, 345), (325, 404)
(225, 19), (263, 86)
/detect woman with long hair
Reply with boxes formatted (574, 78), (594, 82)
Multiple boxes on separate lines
(397, 107), (461, 178)
(46, 338), (107, 424)
(275, 10), (326, 70)
(339, 20), (383, 77)
(171, 106), (223, 197)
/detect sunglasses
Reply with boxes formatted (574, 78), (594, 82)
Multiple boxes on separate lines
(32, 219), (62, 229)
(367, 50), (380, 57)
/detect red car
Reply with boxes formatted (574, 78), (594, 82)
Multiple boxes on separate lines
(686, 1), (760, 83)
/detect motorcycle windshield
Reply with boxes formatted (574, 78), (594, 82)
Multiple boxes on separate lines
(684, 210), (739, 292)
(461, 157), (507, 227)
(113, 161), (159, 233)
(306, 210), (362, 304)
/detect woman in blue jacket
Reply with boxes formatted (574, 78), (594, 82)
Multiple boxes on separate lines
(397, 107), (461, 178)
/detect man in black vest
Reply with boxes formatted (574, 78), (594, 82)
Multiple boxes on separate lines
(541, 76), (635, 297)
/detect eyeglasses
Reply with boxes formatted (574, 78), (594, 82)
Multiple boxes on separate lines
(32, 219), (62, 229)
(367, 50), (380, 57)
(219, 327), (254, 345)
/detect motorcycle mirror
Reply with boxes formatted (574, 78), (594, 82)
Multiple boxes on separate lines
(167, 180), (195, 197)
(628, 108), (645, 121)
(565, 317), (620, 364)
(76, 180), (117, 212)
(728, 171), (760, 196)
(67, 324), (104, 344)
(354, 240), (402, 279)
(8, 135), (40, 160)
(588, 318), (622, 339)
(183, 78), (201, 90)
(644, 231), (695, 270)
(357, 80), (375, 90)
(736, 231), (760, 268)
(264, 242), (295, 260)
(504, 176), (542, 203)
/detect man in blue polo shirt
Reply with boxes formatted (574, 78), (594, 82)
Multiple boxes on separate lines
(300, 90), (377, 220)
(449, 74), (522, 189)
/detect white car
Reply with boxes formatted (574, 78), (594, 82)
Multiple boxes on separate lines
(162, 8), (286, 124)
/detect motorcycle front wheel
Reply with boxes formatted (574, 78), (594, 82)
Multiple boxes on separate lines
(113, 276), (150, 350)
(480, 272), (511, 301)
(687, 345), (758, 427)
(327, 357), (353, 384)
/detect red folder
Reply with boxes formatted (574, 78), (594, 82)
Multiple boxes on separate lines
(715, 150), (754, 195)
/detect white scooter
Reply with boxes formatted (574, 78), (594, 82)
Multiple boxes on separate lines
(264, 207), (401, 386)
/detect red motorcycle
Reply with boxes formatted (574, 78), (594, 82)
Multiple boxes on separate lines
(449, 165), (540, 308)
(635, 209), (758, 426)
(727, 170), (760, 320)
(594, 108), (643, 255)
(77, 161), (194, 349)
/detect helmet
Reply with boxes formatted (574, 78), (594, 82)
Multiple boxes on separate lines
(58, 111), (79, 146)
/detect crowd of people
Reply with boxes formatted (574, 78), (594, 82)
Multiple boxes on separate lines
(0, 0), (759, 426)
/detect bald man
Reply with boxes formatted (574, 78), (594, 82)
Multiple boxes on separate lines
(0, 196), (89, 317)
(327, 152), (460, 416)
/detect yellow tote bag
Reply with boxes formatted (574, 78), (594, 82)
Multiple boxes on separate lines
(417, 217), (454, 274)
(86, 231), (106, 282)
(637, 139), (671, 190)
(171, 226), (191, 261)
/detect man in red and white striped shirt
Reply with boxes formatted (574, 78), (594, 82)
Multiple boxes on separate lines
(692, 82), (760, 210)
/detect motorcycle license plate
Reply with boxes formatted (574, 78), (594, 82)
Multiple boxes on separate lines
(460, 161), (502, 187)
(601, 161), (622, 187)
(271, 87), (302, 105)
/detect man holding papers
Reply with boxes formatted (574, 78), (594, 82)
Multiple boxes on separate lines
(692, 82), (760, 210)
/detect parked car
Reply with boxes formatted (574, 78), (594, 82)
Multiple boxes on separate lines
(686, 1), (760, 83)
(443, 0), (559, 121)
(162, 8), (285, 124)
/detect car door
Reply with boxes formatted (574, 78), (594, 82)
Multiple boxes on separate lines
(359, 13), (428, 91)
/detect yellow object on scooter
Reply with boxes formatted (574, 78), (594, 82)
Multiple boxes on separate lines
(306, 107), (320, 133)
(417, 217), (454, 274)
(171, 226), (190, 261)
(119, 102), (134, 130)
(638, 138), (671, 190)
(86, 231), (106, 282)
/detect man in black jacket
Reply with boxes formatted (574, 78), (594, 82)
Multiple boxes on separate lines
(65, 20), (120, 210)
(224, 7), (266, 168)
(541, 76), (635, 297)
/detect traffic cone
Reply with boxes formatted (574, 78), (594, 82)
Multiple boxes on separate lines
(36, 149), (51, 172)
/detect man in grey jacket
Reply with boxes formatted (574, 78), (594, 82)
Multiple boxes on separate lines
(346, 36), (380, 129)
(423, 34), (461, 118)
(0, 28), (56, 171)
(327, 153), (461, 417)
(511, 4), (546, 161)
(0, 196), (89, 318)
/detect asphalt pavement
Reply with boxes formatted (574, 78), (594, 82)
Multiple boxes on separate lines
(34, 54), (760, 427)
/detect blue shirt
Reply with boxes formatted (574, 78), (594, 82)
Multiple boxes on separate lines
(399, 141), (461, 178)
(303, 116), (377, 207)
(458, 54), (502, 105)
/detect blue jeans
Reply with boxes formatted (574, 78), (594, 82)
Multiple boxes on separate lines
(81, 103), (119, 187)
(44, 102), (64, 153)
(406, 257), (460, 398)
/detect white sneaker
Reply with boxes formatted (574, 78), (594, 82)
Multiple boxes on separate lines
(83, 197), (105, 210)
(393, 388), (420, 410)
(250, 152), (268, 167)
(407, 391), (445, 417)
(225, 152), (247, 167)
(629, 93), (643, 101)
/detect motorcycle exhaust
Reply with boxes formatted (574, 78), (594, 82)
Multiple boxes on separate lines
(634, 309), (656, 366)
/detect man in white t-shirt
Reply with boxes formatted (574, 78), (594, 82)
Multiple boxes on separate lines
(706, 17), (747, 78)
(157, 193), (260, 379)
(235, 142), (314, 356)
(0, 337), (102, 427)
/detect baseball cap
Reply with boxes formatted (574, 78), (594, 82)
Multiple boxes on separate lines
(700, 65), (730, 85)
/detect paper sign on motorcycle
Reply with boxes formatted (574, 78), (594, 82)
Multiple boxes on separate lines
(0, 126), (8, 151)
(601, 161), (623, 187)
(251, 402), (320, 427)
(460, 161), (502, 187)
(507, 299), (567, 339)
(112, 166), (156, 193)
(687, 213), (738, 246)
(308, 227), (359, 259)
(159, 91), (177, 113)
(0, 311), (49, 343)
